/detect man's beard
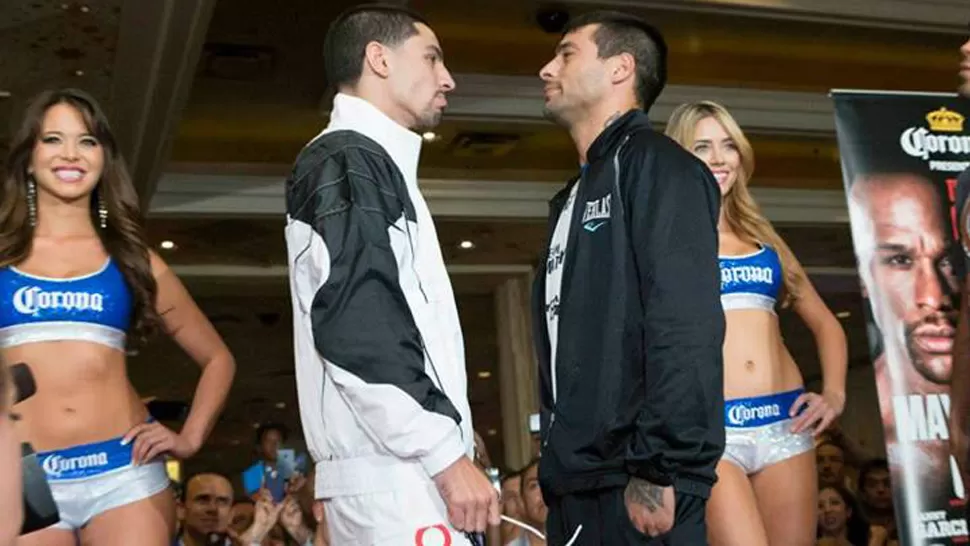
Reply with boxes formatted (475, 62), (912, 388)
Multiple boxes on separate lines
(542, 103), (569, 127)
(414, 109), (442, 132)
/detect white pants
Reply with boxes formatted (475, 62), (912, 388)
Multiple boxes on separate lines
(323, 480), (473, 546)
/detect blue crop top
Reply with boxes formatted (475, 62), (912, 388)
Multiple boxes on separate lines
(719, 244), (782, 314)
(0, 259), (132, 350)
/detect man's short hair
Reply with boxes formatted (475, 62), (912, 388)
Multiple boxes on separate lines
(561, 10), (668, 109)
(323, 3), (429, 90)
(180, 472), (232, 503)
(255, 422), (289, 445)
(858, 458), (890, 488)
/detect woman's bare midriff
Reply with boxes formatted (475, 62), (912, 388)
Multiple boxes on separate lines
(723, 308), (804, 401)
(5, 341), (147, 451)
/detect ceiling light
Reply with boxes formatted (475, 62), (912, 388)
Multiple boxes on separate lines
(275, 402), (286, 409)
(458, 240), (475, 250)
(421, 131), (438, 142)
(477, 371), (492, 379)
(74, 69), (84, 76)
(487, 428), (498, 436)
(0, 90), (10, 99)
(836, 311), (851, 319)
(159, 240), (175, 250)
(61, 3), (69, 9)
(80, 5), (90, 12)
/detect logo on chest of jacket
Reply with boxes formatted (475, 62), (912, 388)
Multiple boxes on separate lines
(581, 194), (611, 232)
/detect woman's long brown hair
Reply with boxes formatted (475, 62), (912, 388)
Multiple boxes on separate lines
(0, 88), (162, 343)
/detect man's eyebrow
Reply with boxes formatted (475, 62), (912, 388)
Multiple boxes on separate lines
(875, 242), (910, 253)
(556, 41), (576, 54)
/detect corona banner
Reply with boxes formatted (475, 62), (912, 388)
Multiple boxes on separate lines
(833, 90), (970, 545)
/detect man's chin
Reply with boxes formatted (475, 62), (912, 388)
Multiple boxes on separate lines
(413, 109), (443, 132)
(542, 104), (569, 127)
(913, 355), (952, 385)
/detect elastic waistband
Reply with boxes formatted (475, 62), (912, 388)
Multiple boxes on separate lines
(37, 419), (154, 482)
(724, 388), (803, 428)
(315, 454), (432, 498)
(38, 436), (133, 482)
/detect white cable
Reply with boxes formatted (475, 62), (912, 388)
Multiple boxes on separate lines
(500, 515), (545, 540)
(499, 516), (583, 546)
(564, 524), (583, 546)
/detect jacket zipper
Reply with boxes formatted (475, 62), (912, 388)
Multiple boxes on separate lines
(543, 171), (583, 448)
(544, 139), (630, 450)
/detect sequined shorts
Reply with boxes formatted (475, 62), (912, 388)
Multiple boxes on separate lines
(722, 389), (815, 475)
(38, 432), (170, 530)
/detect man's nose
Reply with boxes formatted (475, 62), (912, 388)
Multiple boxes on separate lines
(915, 260), (944, 308)
(539, 60), (556, 81)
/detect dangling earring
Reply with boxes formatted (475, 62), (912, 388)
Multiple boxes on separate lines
(26, 174), (37, 228)
(98, 190), (108, 229)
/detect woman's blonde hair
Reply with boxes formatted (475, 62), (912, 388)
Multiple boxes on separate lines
(664, 100), (806, 307)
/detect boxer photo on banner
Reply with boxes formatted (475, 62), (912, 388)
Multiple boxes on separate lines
(833, 89), (970, 546)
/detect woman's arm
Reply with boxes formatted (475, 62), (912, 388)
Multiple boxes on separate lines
(152, 251), (235, 451)
(789, 272), (849, 435)
(125, 252), (235, 462)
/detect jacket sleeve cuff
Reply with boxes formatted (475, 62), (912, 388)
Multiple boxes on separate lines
(420, 430), (467, 478)
(626, 461), (674, 487)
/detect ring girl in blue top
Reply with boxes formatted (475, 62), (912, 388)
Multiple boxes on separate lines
(666, 101), (848, 546)
(2, 88), (235, 545)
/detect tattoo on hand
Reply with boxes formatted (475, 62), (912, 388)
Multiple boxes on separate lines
(624, 478), (665, 513)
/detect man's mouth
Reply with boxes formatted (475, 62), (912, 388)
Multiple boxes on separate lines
(912, 324), (955, 354)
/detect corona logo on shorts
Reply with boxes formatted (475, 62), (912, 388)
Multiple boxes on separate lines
(900, 107), (970, 172)
(414, 524), (452, 546)
(41, 451), (110, 478)
(727, 402), (781, 427)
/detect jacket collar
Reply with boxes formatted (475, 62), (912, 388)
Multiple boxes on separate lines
(585, 108), (652, 164)
(318, 93), (423, 186)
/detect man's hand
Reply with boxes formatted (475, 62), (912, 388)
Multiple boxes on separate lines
(230, 496), (284, 545)
(432, 456), (500, 533)
(286, 472), (308, 495)
(623, 477), (675, 537)
(279, 495), (312, 544)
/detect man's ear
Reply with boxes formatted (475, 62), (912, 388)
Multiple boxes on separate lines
(363, 40), (391, 79)
(609, 52), (636, 86)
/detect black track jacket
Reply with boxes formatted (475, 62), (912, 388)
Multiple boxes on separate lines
(532, 109), (726, 498)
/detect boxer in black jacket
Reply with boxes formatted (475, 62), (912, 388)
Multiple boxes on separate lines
(534, 10), (725, 546)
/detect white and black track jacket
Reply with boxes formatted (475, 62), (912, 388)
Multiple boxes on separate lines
(284, 94), (473, 497)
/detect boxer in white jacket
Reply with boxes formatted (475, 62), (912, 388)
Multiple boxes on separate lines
(284, 5), (499, 545)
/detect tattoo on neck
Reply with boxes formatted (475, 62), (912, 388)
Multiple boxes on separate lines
(605, 111), (622, 128)
(624, 477), (665, 513)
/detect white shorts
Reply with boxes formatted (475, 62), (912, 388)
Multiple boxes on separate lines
(323, 480), (474, 546)
(38, 432), (170, 530)
(722, 389), (814, 475)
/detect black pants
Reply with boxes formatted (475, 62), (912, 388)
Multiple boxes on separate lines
(545, 487), (707, 546)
